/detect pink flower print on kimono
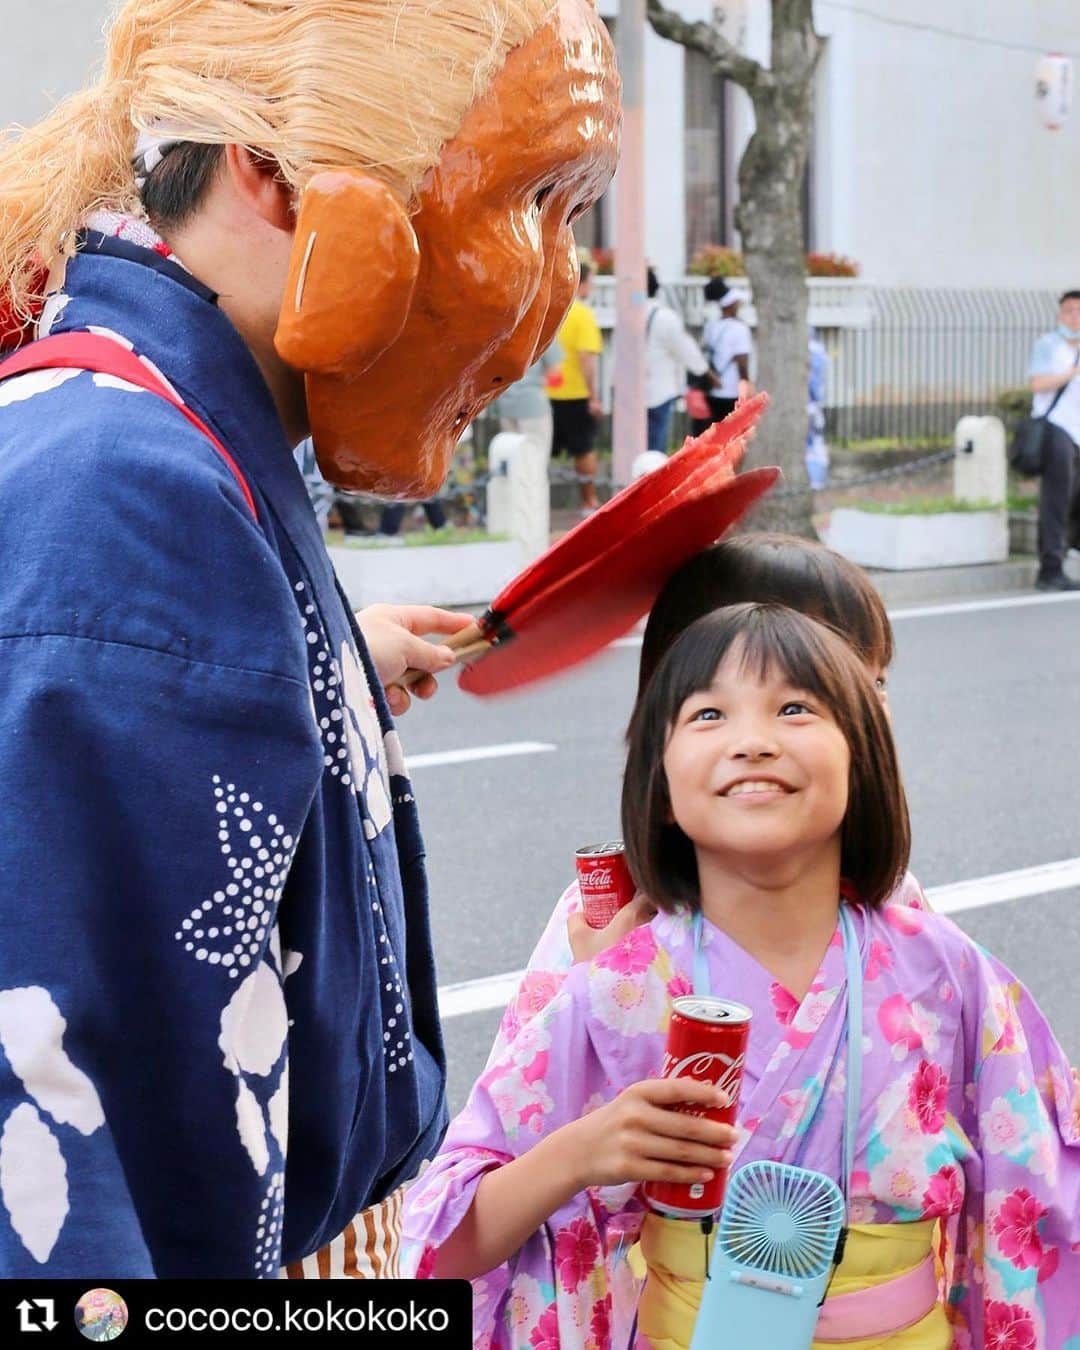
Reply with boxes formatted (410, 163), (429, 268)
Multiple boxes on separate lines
(480, 1015), (556, 1141)
(504, 1272), (556, 1348)
(555, 1217), (600, 1292)
(876, 991), (942, 1061)
(499, 971), (567, 1047)
(908, 1059), (950, 1134)
(587, 928), (675, 1037)
(768, 980), (840, 1051)
(985, 1299), (1041, 1350)
(982, 978), (1029, 1060)
(921, 1163), (964, 1219)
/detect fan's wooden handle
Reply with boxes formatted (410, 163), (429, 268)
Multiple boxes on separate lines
(397, 620), (493, 690)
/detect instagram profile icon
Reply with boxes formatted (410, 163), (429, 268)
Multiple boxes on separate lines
(74, 1288), (129, 1342)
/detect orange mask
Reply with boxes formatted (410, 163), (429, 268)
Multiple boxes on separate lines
(274, 0), (620, 496)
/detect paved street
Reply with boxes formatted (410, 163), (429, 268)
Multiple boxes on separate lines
(398, 590), (1080, 1113)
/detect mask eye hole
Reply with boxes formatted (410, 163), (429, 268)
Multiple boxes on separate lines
(534, 185), (554, 210)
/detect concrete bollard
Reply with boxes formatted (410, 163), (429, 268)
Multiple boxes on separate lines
(486, 431), (551, 562)
(954, 415), (1006, 506)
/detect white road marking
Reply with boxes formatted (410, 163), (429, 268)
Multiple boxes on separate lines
(437, 856), (1080, 1018)
(407, 741), (556, 770)
(890, 591), (1080, 620)
(612, 589), (1080, 648)
(930, 855), (1080, 915)
(438, 971), (526, 1020)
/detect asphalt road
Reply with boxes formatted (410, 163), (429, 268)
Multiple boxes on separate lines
(398, 590), (1080, 1113)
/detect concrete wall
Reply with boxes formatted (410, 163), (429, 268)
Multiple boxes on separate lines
(1, 3), (109, 130)
(814, 0), (1080, 287)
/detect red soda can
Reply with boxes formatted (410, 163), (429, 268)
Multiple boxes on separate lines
(574, 841), (637, 930)
(643, 995), (751, 1218)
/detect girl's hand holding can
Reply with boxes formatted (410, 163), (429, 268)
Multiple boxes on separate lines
(564, 1077), (737, 1190)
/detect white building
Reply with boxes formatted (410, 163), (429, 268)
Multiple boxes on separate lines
(4, 1), (1080, 291)
(589, 0), (1080, 289)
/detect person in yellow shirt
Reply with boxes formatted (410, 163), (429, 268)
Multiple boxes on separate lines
(547, 262), (604, 513)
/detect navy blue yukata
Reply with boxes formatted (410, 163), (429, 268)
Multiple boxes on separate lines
(0, 232), (447, 1276)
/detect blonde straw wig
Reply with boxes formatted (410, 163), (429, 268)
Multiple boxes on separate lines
(0, 0), (560, 320)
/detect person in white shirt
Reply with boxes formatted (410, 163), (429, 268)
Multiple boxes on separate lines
(1028, 289), (1080, 591)
(644, 267), (710, 453)
(698, 276), (754, 434)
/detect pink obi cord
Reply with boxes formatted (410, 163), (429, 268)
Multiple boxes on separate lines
(814, 1254), (940, 1343)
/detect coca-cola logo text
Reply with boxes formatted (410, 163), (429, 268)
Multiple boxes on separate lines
(661, 1050), (745, 1107)
(579, 866), (614, 890)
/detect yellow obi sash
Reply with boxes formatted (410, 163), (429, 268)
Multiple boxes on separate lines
(635, 1214), (950, 1349)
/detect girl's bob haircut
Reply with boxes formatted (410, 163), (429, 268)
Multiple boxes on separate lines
(622, 603), (911, 913)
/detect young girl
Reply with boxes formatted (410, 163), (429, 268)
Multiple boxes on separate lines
(405, 604), (1080, 1347)
(492, 535), (927, 1069)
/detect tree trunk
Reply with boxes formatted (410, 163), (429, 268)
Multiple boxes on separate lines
(736, 83), (814, 534)
(735, 7), (818, 535)
(645, 0), (821, 536)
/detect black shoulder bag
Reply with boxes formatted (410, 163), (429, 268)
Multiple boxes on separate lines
(1009, 347), (1080, 475)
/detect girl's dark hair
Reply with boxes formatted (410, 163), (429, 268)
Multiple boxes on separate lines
(622, 603), (910, 914)
(638, 534), (893, 697)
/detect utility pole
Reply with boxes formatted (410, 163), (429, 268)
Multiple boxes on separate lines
(612, 0), (647, 487)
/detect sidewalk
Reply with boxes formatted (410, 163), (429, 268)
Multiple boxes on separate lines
(867, 557), (1039, 608)
(332, 509), (1049, 612)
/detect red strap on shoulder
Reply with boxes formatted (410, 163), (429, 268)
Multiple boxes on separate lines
(0, 333), (258, 520)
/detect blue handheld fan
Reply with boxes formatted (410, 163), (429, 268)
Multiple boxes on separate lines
(689, 1159), (845, 1348)
(687, 904), (864, 1349)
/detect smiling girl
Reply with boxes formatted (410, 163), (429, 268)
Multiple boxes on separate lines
(405, 605), (1080, 1348)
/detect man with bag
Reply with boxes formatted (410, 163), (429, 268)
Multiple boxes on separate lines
(1025, 290), (1080, 591)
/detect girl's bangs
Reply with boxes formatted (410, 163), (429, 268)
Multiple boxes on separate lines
(664, 606), (844, 719)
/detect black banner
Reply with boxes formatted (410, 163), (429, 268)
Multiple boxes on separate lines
(2, 1280), (472, 1346)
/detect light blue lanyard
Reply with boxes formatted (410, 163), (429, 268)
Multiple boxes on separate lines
(689, 905), (863, 1206)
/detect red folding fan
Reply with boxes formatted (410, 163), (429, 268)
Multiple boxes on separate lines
(412, 395), (778, 696)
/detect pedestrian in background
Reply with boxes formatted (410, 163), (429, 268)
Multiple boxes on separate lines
(294, 436), (336, 532)
(496, 339), (562, 470)
(644, 267), (710, 453)
(698, 276), (753, 432)
(376, 497), (449, 543)
(806, 327), (830, 490)
(1028, 289), (1080, 591)
(548, 262), (604, 514)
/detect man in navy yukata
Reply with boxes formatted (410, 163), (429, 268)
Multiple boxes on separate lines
(0, 0), (619, 1277)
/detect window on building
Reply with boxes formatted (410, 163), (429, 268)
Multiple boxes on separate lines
(684, 48), (727, 261)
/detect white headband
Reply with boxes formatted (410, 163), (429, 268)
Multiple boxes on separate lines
(132, 128), (185, 192)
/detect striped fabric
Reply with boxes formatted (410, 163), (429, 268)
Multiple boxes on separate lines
(281, 1185), (405, 1280)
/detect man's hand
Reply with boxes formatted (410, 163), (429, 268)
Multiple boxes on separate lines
(588, 396), (604, 420)
(354, 603), (475, 716)
(559, 1078), (737, 1191)
(567, 892), (656, 963)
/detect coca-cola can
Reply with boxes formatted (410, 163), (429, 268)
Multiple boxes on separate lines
(644, 994), (751, 1219)
(574, 841), (637, 930)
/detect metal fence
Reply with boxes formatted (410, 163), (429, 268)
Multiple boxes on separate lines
(591, 278), (1056, 448)
(825, 287), (1056, 446)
